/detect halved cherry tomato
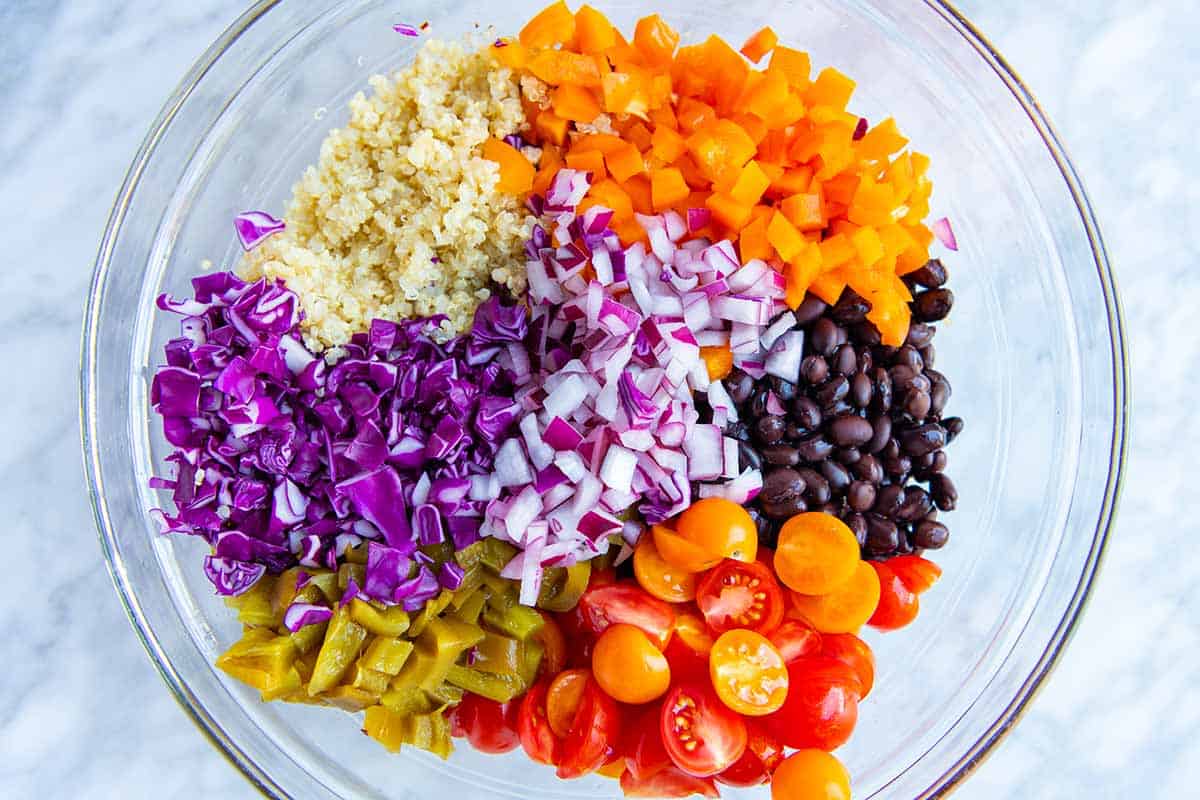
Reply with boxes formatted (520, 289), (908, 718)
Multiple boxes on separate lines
(790, 559), (881, 634)
(763, 656), (859, 750)
(674, 497), (758, 564)
(660, 683), (748, 777)
(547, 668), (591, 737)
(674, 612), (716, 656)
(578, 582), (677, 647)
(709, 629), (789, 716)
(654, 524), (722, 573)
(696, 559), (785, 635)
(625, 707), (672, 781)
(596, 757), (627, 779)
(821, 633), (875, 698)
(593, 623), (671, 704)
(716, 722), (785, 788)
(635, 534), (699, 602)
(518, 679), (560, 765)
(535, 612), (568, 677)
(774, 512), (860, 594)
(448, 693), (521, 754)
(558, 676), (623, 779)
(771, 749), (851, 800)
(867, 561), (919, 631)
(664, 627), (712, 685)
(620, 764), (720, 798)
(769, 619), (823, 662)
(887, 554), (942, 594)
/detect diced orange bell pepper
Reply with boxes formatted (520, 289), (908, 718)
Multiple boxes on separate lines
(767, 212), (806, 262)
(857, 117), (909, 162)
(896, 243), (931, 276)
(625, 122), (654, 153)
(481, 138), (535, 194)
(649, 106), (679, 131)
(786, 244), (823, 308)
(613, 217), (649, 247)
(686, 119), (757, 185)
(491, 39), (528, 70)
(531, 147), (563, 196)
(574, 5), (617, 53)
(767, 166), (815, 199)
(706, 192), (754, 230)
(551, 83), (602, 123)
(780, 193), (825, 231)
(650, 168), (690, 212)
(623, 174), (654, 215)
(818, 233), (856, 268)
(699, 35), (750, 113)
(805, 67), (856, 111)
(739, 213), (773, 263)
(676, 154), (712, 190)
(650, 125), (687, 163)
(676, 97), (717, 133)
(731, 114), (769, 146)
(848, 177), (895, 227)
(671, 44), (712, 99)
(729, 161), (771, 206)
(534, 111), (570, 146)
(701, 345), (735, 380)
(878, 223), (916, 261)
(601, 71), (650, 118)
(850, 226), (885, 267)
(769, 46), (812, 88)
(588, 178), (636, 220)
(573, 133), (626, 155)
(633, 14), (680, 68)
(528, 50), (603, 87)
(520, 1), (577, 49)
(809, 268), (848, 305)
(565, 149), (608, 180)
(740, 27), (779, 63)
(606, 142), (646, 183)
(822, 173), (861, 206)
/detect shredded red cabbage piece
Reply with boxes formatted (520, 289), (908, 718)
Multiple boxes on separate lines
(149, 273), (528, 601)
(233, 211), (285, 251)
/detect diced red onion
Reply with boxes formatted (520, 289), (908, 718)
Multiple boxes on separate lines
(761, 312), (797, 351)
(684, 424), (723, 480)
(494, 438), (533, 488)
(765, 330), (805, 382)
(932, 217), (959, 251)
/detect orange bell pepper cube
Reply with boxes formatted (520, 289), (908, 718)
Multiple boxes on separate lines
(729, 161), (771, 207)
(780, 193), (826, 231)
(786, 245), (823, 308)
(606, 142), (647, 183)
(588, 179), (636, 221)
(633, 14), (680, 68)
(739, 213), (774, 263)
(700, 345), (735, 381)
(896, 243), (931, 276)
(768, 46), (812, 89)
(491, 39), (527, 70)
(574, 5), (617, 53)
(676, 97), (717, 133)
(623, 175), (654, 215)
(520, 1), (576, 49)
(481, 138), (535, 195)
(565, 149), (608, 181)
(809, 268), (848, 306)
(651, 168), (691, 212)
(531, 147), (563, 196)
(625, 122), (654, 153)
(850, 226), (885, 267)
(818, 233), (856, 268)
(601, 71), (650, 118)
(767, 166), (815, 199)
(573, 133), (626, 155)
(848, 178), (896, 227)
(651, 125), (687, 163)
(649, 106), (679, 131)
(856, 117), (909, 163)
(551, 83), (602, 123)
(805, 67), (856, 111)
(528, 50), (603, 88)
(767, 212), (806, 262)
(731, 114), (769, 146)
(740, 27), (779, 63)
(706, 192), (754, 230)
(534, 111), (570, 146)
(686, 119), (757, 185)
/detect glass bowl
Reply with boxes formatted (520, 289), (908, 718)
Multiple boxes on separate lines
(81, 1), (1127, 797)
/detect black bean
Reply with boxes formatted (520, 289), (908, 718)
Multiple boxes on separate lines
(800, 355), (829, 385)
(896, 487), (933, 521)
(883, 439), (901, 460)
(905, 322), (934, 348)
(833, 344), (858, 376)
(793, 295), (828, 327)
(864, 415), (891, 455)
(755, 415), (787, 445)
(845, 513), (868, 547)
(883, 452), (912, 480)
(889, 365), (921, 392)
(786, 422), (804, 439)
(873, 484), (905, 516)
(913, 288), (954, 322)
(728, 421), (752, 442)
(850, 322), (881, 346)
(749, 386), (771, 418)
(833, 325), (849, 348)
(797, 434), (834, 462)
(817, 502), (841, 515)
(930, 474), (958, 511)
(738, 441), (763, 472)
(823, 399), (853, 418)
(913, 451), (947, 480)
(919, 343), (936, 369)
(850, 371), (873, 408)
(872, 367), (892, 414)
(847, 481), (877, 512)
(856, 347), (874, 374)
(797, 467), (831, 505)
(851, 454), (883, 484)
(725, 369), (755, 404)
(913, 520), (949, 549)
(820, 460), (851, 494)
(943, 416), (964, 442)
(895, 345), (924, 372)
(912, 451), (936, 471)
(770, 377), (798, 403)
(904, 388), (932, 421)
(792, 396), (822, 430)
(929, 380), (949, 419)
(897, 423), (946, 457)
(810, 318), (840, 356)
(748, 507), (776, 545)
(816, 376), (849, 408)
(829, 415), (874, 447)
(831, 291), (870, 324)
(834, 447), (861, 465)
(865, 514), (901, 556)
(762, 444), (801, 467)
(760, 468), (808, 519)
(910, 259), (948, 288)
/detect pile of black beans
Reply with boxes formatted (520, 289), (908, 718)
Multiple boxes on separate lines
(721, 259), (962, 559)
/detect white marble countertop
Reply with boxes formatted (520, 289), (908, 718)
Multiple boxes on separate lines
(1, 1), (1193, 797)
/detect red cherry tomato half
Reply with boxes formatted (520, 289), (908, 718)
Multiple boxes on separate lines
(867, 561), (920, 631)
(696, 559), (785, 635)
(578, 582), (677, 647)
(448, 693), (521, 754)
(660, 683), (748, 777)
(887, 554), (942, 594)
(716, 722), (785, 788)
(517, 679), (560, 765)
(768, 619), (823, 663)
(557, 676), (624, 780)
(763, 656), (860, 751)
(620, 764), (720, 798)
(821, 633), (876, 698)
(624, 707), (673, 782)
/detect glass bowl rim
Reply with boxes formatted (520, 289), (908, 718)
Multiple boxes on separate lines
(80, 1), (1130, 797)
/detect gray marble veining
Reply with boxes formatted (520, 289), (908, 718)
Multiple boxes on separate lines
(0, 1), (1194, 797)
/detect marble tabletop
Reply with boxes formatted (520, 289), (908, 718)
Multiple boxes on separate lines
(1, 0), (1194, 797)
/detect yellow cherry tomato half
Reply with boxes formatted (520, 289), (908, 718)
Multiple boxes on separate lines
(592, 623), (671, 704)
(774, 513), (860, 595)
(771, 749), (851, 800)
(790, 560), (881, 634)
(653, 524), (722, 574)
(673, 497), (758, 565)
(634, 533), (698, 602)
(709, 629), (789, 716)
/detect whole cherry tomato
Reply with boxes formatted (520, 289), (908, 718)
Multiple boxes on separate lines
(709, 629), (789, 716)
(578, 582), (677, 648)
(771, 749), (851, 800)
(867, 561), (920, 631)
(660, 682), (748, 777)
(716, 722), (785, 788)
(696, 559), (785, 635)
(763, 656), (860, 751)
(517, 679), (560, 765)
(557, 676), (623, 779)
(448, 693), (521, 754)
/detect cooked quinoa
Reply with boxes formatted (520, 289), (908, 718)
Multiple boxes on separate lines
(240, 39), (535, 347)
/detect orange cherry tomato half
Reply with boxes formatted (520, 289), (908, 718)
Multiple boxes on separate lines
(709, 629), (789, 716)
(763, 656), (859, 751)
(774, 512), (860, 595)
(620, 764), (720, 798)
(716, 722), (785, 788)
(768, 619), (823, 663)
(557, 676), (624, 780)
(696, 559), (785, 635)
(517, 679), (561, 765)
(634, 533), (699, 602)
(547, 668), (591, 738)
(534, 612), (568, 677)
(867, 561), (920, 631)
(771, 749), (851, 800)
(790, 560), (881, 634)
(578, 581), (677, 648)
(654, 524), (723, 574)
(887, 554), (942, 594)
(820, 633), (875, 698)
(674, 497), (758, 564)
(660, 682), (748, 777)
(593, 623), (671, 704)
